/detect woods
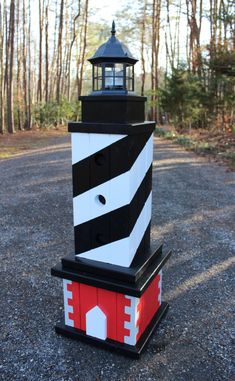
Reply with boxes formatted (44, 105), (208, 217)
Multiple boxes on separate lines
(0, 0), (234, 134)
(0, 0), (89, 133)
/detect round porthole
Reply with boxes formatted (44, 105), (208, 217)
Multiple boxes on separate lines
(96, 194), (106, 205)
(94, 153), (105, 166)
(96, 234), (106, 244)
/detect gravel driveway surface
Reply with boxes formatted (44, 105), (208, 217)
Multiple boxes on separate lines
(0, 135), (234, 381)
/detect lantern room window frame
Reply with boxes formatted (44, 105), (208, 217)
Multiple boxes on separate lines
(92, 62), (134, 92)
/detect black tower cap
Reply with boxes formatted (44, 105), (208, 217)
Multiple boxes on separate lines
(88, 21), (138, 64)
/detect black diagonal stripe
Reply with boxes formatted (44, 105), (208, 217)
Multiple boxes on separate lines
(74, 165), (152, 255)
(72, 130), (152, 197)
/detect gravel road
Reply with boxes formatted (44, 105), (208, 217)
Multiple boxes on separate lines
(0, 135), (234, 381)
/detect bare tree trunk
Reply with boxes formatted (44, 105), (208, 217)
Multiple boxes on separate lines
(62, 2), (69, 98)
(67, 1), (81, 101)
(166, 0), (176, 69)
(16, 0), (23, 130)
(151, 0), (161, 122)
(140, 0), (147, 96)
(7, 0), (15, 133)
(151, 0), (156, 120)
(45, 1), (49, 103)
(22, 0), (29, 129)
(56, 0), (64, 103)
(210, 0), (218, 62)
(49, 0), (58, 100)
(77, 0), (88, 98)
(209, 0), (219, 123)
(176, 0), (182, 67)
(0, 1), (5, 133)
(27, 0), (32, 129)
(155, 0), (161, 123)
(4, 4), (9, 95)
(38, 0), (44, 103)
(76, 14), (84, 99)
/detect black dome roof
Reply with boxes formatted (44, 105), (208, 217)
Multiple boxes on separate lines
(88, 21), (138, 64)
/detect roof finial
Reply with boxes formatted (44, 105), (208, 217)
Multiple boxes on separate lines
(111, 20), (116, 36)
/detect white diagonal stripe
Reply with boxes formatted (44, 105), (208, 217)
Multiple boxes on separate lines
(77, 192), (152, 267)
(71, 132), (126, 164)
(73, 134), (153, 226)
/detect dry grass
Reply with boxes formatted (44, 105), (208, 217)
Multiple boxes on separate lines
(0, 126), (68, 159)
(155, 126), (235, 170)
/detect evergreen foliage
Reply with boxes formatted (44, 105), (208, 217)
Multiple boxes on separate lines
(159, 51), (235, 130)
(160, 67), (204, 128)
(33, 99), (80, 127)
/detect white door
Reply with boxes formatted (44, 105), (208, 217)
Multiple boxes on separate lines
(86, 306), (107, 340)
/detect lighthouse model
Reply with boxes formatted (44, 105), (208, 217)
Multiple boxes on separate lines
(51, 22), (171, 357)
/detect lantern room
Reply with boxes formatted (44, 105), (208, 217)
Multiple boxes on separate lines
(88, 21), (137, 95)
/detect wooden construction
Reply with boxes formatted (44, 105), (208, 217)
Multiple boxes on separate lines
(51, 22), (171, 357)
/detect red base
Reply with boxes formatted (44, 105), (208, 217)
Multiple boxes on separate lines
(52, 245), (171, 355)
(55, 302), (169, 358)
(62, 269), (162, 345)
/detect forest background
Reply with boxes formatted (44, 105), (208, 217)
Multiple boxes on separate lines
(0, 0), (234, 163)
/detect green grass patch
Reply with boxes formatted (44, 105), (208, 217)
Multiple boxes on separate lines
(195, 142), (217, 153)
(155, 127), (177, 140)
(176, 135), (193, 147)
(220, 151), (235, 169)
(0, 145), (29, 158)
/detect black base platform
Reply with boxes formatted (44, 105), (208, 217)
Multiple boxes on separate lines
(55, 302), (169, 358)
(51, 244), (172, 297)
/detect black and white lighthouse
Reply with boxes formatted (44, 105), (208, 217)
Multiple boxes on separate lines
(51, 22), (171, 357)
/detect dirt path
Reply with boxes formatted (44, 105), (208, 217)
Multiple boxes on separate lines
(1, 136), (234, 381)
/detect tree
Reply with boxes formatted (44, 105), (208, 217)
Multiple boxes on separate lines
(161, 67), (204, 129)
(56, 0), (64, 103)
(140, 0), (147, 96)
(7, 0), (15, 133)
(67, 1), (81, 101)
(151, 0), (161, 122)
(45, 0), (49, 103)
(77, 0), (88, 98)
(186, 0), (203, 74)
(38, 0), (44, 103)
(0, 1), (5, 133)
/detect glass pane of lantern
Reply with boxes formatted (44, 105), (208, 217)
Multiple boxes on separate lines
(126, 64), (134, 91)
(115, 75), (123, 87)
(129, 77), (134, 91)
(127, 78), (131, 91)
(126, 65), (131, 77)
(114, 63), (124, 88)
(104, 64), (115, 89)
(115, 63), (123, 72)
(97, 64), (102, 76)
(97, 77), (102, 90)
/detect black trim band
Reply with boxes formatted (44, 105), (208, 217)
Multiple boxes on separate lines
(51, 246), (172, 297)
(69, 121), (155, 135)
